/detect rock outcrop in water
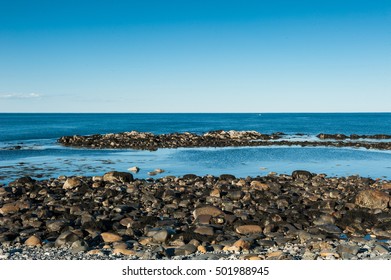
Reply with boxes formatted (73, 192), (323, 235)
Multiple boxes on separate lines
(1, 171), (391, 260)
(58, 130), (391, 150)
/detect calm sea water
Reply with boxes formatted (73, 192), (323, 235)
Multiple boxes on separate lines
(1, 113), (391, 183)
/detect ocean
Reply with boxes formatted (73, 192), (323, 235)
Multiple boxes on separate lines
(1, 113), (391, 183)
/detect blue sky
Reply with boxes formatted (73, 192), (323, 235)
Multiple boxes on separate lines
(0, 0), (390, 112)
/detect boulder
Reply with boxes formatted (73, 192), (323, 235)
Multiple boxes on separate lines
(355, 190), (390, 210)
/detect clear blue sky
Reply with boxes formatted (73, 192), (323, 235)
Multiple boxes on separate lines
(0, 0), (390, 112)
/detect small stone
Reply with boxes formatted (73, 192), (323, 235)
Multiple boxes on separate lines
(196, 214), (212, 225)
(194, 226), (214, 236)
(355, 189), (390, 210)
(113, 242), (128, 249)
(298, 231), (312, 243)
(302, 250), (316, 260)
(24, 235), (41, 246)
(197, 245), (207, 253)
(87, 249), (104, 256)
(175, 244), (197, 256)
(0, 203), (19, 215)
(374, 244), (389, 254)
(128, 166), (140, 173)
(223, 245), (240, 252)
(193, 206), (223, 219)
(63, 177), (81, 190)
(154, 168), (165, 173)
(318, 224), (342, 234)
(103, 171), (133, 183)
(320, 250), (339, 258)
(210, 189), (220, 197)
(266, 250), (284, 259)
(152, 230), (169, 243)
(235, 225), (262, 235)
(139, 237), (153, 246)
(250, 181), (269, 191)
(337, 244), (360, 255)
(55, 231), (80, 247)
(113, 248), (136, 256)
(119, 217), (133, 228)
(233, 239), (251, 250)
(101, 232), (122, 243)
(292, 170), (313, 180)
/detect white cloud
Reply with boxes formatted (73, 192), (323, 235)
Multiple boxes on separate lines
(0, 92), (44, 99)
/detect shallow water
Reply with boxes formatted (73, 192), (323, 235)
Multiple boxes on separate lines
(1, 113), (391, 183)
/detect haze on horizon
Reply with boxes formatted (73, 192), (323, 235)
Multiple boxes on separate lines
(0, 0), (390, 113)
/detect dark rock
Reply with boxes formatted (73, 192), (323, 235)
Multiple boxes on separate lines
(292, 170), (313, 180)
(103, 171), (133, 183)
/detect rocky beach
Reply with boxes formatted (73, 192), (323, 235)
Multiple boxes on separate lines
(1, 170), (391, 260)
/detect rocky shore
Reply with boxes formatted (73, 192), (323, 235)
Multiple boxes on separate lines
(58, 130), (391, 150)
(1, 171), (391, 260)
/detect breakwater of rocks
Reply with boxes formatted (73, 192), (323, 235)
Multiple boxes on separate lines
(1, 171), (391, 260)
(58, 130), (391, 150)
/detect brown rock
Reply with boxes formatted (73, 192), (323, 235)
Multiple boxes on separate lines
(63, 177), (81, 190)
(250, 181), (269, 191)
(24, 235), (41, 246)
(197, 245), (207, 253)
(113, 248), (136, 256)
(210, 189), (220, 197)
(381, 183), (391, 190)
(235, 225), (262, 235)
(196, 214), (212, 225)
(120, 217), (133, 227)
(223, 245), (240, 252)
(152, 230), (169, 243)
(101, 232), (122, 243)
(0, 203), (19, 215)
(355, 190), (390, 209)
(194, 226), (214, 236)
(233, 239), (251, 250)
(266, 251), (284, 260)
(87, 249), (104, 256)
(193, 206), (223, 219)
(320, 251), (339, 258)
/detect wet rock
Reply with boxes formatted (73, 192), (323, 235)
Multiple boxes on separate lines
(128, 166), (140, 173)
(219, 174), (236, 181)
(292, 170), (313, 180)
(103, 171), (133, 183)
(355, 190), (390, 210)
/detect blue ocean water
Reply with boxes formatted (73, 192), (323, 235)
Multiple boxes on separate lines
(1, 113), (391, 183)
